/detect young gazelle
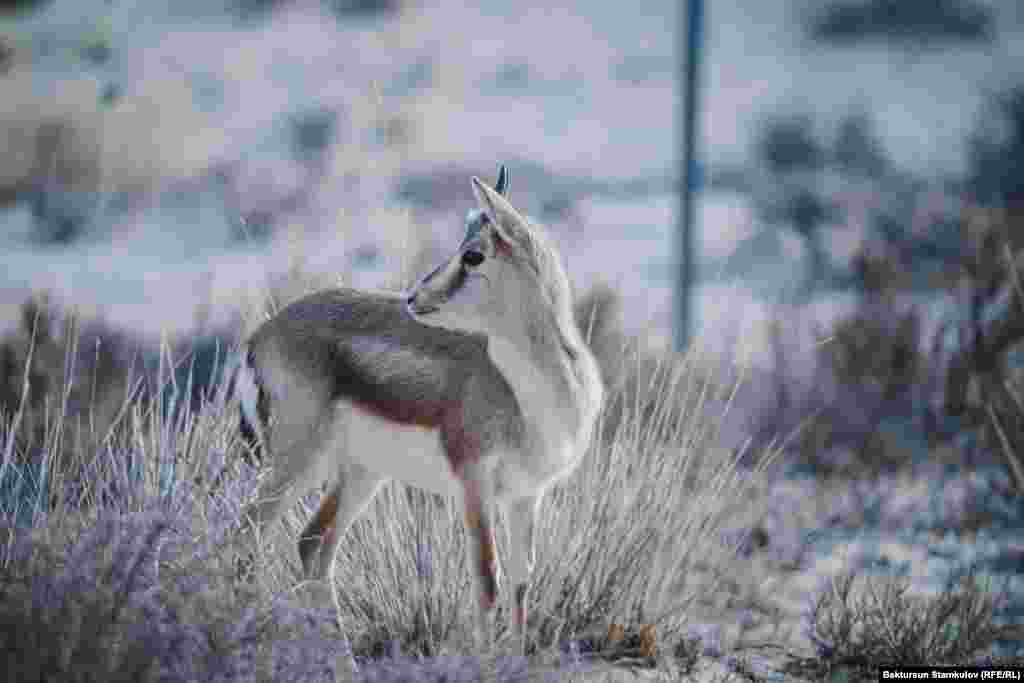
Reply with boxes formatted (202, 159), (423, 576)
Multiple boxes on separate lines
(232, 167), (604, 649)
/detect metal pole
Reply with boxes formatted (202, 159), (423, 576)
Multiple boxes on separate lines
(675, 0), (703, 351)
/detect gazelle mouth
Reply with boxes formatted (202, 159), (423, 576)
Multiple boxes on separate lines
(407, 302), (440, 316)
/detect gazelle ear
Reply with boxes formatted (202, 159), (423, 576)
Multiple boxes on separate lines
(470, 175), (524, 249)
(495, 164), (509, 197)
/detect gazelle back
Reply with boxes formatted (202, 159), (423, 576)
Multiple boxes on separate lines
(232, 167), (604, 651)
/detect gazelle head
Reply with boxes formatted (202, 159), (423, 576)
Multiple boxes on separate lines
(406, 166), (582, 360)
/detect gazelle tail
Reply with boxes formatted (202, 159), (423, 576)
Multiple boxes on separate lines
(229, 346), (269, 466)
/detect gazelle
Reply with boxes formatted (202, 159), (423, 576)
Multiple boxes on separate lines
(231, 166), (604, 651)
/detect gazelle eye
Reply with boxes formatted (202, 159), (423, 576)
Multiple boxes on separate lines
(461, 249), (485, 267)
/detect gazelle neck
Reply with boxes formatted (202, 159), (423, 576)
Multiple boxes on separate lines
(485, 313), (603, 457)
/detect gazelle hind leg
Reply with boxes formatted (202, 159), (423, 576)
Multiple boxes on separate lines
(297, 461), (383, 669)
(235, 414), (327, 580)
(460, 469), (501, 652)
(298, 461), (384, 582)
(298, 487), (339, 579)
(503, 494), (539, 654)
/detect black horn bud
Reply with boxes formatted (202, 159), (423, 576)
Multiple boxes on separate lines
(495, 165), (509, 197)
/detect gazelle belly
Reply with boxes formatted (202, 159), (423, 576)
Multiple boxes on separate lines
(328, 400), (463, 498)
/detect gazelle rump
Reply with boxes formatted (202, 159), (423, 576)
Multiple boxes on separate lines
(232, 166), (604, 650)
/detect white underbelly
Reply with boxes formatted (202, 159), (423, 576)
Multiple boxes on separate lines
(329, 401), (463, 498)
(325, 401), (572, 503)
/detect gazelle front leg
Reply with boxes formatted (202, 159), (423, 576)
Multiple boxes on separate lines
(503, 494), (539, 654)
(460, 469), (501, 652)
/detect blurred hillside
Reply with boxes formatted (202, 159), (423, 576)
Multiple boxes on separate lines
(0, 0), (1019, 351)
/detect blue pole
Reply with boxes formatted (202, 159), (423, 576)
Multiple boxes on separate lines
(676, 0), (704, 351)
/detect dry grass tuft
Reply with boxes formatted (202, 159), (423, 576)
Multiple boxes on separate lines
(784, 569), (1022, 680)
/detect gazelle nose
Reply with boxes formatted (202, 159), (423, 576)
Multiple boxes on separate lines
(405, 293), (419, 316)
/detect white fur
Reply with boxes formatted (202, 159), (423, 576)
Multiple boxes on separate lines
(324, 399), (548, 503)
(409, 307), (585, 494)
(486, 335), (579, 480)
(327, 401), (463, 498)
